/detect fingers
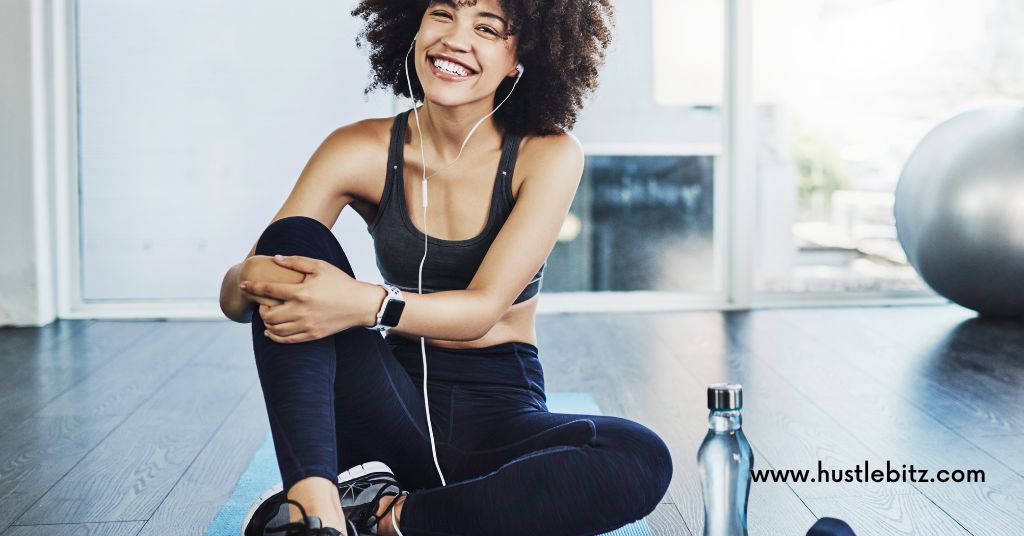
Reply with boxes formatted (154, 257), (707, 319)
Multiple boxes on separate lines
(242, 280), (275, 298)
(258, 306), (311, 342)
(262, 326), (313, 344)
(271, 255), (322, 275)
(246, 293), (283, 307)
(242, 274), (315, 344)
(257, 303), (290, 325)
(263, 320), (304, 338)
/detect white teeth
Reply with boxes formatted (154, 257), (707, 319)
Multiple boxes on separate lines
(432, 57), (470, 77)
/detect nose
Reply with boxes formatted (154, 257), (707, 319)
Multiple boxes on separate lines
(440, 27), (471, 53)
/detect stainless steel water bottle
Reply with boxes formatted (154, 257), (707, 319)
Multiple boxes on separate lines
(697, 383), (754, 536)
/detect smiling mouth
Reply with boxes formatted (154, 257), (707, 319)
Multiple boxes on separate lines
(426, 54), (478, 79)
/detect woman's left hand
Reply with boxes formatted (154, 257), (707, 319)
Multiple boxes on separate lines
(241, 255), (383, 344)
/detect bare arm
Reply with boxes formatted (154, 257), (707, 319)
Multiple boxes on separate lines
(220, 121), (584, 342)
(382, 288), (498, 341)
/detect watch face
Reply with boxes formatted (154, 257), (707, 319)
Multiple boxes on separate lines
(381, 299), (406, 327)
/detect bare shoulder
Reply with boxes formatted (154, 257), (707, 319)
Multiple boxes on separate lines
(327, 116), (393, 151)
(323, 116), (392, 177)
(519, 131), (584, 167)
(516, 131), (585, 185)
(316, 115), (395, 200)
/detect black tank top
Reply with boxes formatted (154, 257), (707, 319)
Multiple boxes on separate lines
(367, 110), (545, 304)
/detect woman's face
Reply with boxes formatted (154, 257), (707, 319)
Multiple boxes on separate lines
(412, 0), (520, 109)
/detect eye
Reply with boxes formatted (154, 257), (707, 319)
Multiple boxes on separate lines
(477, 25), (500, 37)
(430, 10), (453, 20)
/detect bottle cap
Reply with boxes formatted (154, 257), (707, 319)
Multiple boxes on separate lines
(707, 383), (743, 410)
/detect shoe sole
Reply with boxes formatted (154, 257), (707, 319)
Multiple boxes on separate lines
(338, 461), (395, 486)
(240, 461), (396, 535)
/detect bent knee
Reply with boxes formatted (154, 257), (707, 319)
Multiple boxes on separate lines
(271, 215), (332, 232)
(255, 215), (333, 253)
(637, 426), (673, 506)
(605, 418), (674, 512)
(254, 216), (353, 278)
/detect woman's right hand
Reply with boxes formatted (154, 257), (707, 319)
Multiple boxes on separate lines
(239, 255), (303, 307)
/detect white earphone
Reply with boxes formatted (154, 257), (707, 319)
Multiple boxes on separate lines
(402, 33), (523, 488)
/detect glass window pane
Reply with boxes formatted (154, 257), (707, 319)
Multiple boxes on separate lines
(753, 0), (1023, 293)
(552, 0), (723, 294)
(545, 155), (716, 292)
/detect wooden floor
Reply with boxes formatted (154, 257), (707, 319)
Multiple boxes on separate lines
(0, 304), (1021, 535)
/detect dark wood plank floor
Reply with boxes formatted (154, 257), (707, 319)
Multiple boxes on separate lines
(0, 304), (1021, 535)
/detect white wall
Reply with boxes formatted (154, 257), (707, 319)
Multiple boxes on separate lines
(77, 0), (394, 303)
(0, 0), (57, 327)
(1, 0), (399, 325)
(572, 0), (721, 148)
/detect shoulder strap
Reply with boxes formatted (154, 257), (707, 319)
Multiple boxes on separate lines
(387, 110), (410, 174)
(497, 133), (523, 211)
(499, 132), (522, 173)
(370, 111), (411, 235)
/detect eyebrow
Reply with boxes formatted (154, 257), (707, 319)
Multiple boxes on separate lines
(430, 0), (509, 27)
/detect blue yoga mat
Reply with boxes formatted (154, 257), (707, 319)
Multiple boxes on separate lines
(204, 392), (653, 536)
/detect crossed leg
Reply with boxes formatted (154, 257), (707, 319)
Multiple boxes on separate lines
(250, 215), (673, 536)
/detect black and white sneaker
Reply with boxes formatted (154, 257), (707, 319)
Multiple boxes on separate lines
(337, 462), (408, 536)
(243, 493), (360, 536)
(241, 462), (405, 536)
(243, 496), (357, 535)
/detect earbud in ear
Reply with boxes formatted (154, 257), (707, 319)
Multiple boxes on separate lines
(516, 63), (525, 75)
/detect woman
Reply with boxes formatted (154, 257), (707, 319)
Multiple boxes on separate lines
(218, 1), (673, 534)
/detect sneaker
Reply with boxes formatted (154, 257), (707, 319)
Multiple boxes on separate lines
(336, 462), (408, 536)
(241, 461), (404, 536)
(242, 494), (357, 536)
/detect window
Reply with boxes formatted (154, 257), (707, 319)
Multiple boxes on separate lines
(547, 0), (724, 294)
(752, 0), (1024, 293)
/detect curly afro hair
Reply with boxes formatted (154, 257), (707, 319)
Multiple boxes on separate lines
(351, 0), (614, 137)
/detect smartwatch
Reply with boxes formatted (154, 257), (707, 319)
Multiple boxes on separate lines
(366, 283), (405, 331)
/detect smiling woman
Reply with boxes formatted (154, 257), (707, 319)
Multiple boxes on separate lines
(225, 2), (676, 536)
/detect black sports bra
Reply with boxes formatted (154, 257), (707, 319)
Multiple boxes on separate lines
(366, 110), (545, 304)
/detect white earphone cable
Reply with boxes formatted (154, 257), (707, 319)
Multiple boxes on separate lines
(391, 493), (407, 536)
(402, 35), (522, 489)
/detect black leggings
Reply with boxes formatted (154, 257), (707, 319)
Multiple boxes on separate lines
(249, 215), (673, 536)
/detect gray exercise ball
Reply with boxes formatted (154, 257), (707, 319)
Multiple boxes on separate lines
(894, 104), (1024, 319)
